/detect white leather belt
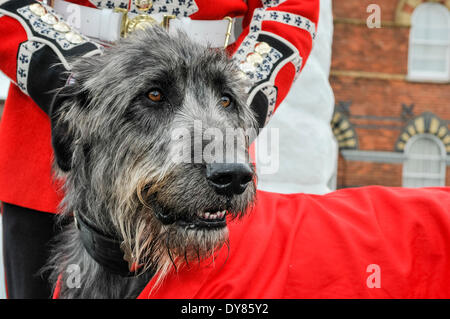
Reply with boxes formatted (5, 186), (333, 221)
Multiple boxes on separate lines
(53, 0), (239, 47)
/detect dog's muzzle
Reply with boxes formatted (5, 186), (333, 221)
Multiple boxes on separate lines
(150, 163), (253, 229)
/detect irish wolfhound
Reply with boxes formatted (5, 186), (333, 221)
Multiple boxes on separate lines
(46, 26), (258, 298)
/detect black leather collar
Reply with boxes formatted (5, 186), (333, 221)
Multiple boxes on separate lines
(74, 212), (144, 277)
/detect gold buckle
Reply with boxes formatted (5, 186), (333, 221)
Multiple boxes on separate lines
(223, 16), (234, 48)
(114, 8), (130, 38)
(162, 15), (176, 29)
(115, 8), (175, 38)
(127, 14), (159, 34)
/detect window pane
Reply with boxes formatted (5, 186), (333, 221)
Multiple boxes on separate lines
(411, 44), (448, 72)
(413, 4), (449, 29)
(409, 3), (450, 79)
(410, 57), (447, 73)
(412, 45), (447, 59)
(413, 27), (449, 42)
(421, 178), (445, 187)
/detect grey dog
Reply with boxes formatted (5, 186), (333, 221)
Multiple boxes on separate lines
(45, 26), (258, 298)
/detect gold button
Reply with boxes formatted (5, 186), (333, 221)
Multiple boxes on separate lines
(239, 62), (255, 73)
(53, 21), (71, 33)
(65, 31), (84, 44)
(29, 3), (47, 17)
(246, 52), (263, 66)
(254, 42), (271, 56)
(135, 0), (153, 12)
(41, 13), (58, 25)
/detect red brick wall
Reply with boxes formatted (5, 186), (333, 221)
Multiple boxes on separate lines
(355, 128), (401, 152)
(337, 155), (403, 188)
(333, 0), (399, 22)
(332, 77), (450, 119)
(331, 24), (409, 74)
(447, 167), (450, 186)
(331, 0), (450, 188)
(338, 158), (449, 188)
(331, 76), (450, 153)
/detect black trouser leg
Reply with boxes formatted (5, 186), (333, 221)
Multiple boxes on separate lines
(2, 202), (57, 299)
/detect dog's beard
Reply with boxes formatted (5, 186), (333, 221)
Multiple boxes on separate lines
(112, 177), (255, 290)
(117, 202), (230, 290)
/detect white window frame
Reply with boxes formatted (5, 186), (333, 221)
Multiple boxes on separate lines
(402, 134), (446, 187)
(407, 3), (450, 83)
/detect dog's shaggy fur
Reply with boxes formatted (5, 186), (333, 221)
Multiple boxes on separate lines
(46, 27), (258, 298)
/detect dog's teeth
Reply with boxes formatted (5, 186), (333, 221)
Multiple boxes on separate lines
(206, 211), (217, 220)
(198, 210), (227, 220)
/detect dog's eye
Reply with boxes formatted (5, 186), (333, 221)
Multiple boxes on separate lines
(219, 95), (233, 108)
(147, 89), (164, 102)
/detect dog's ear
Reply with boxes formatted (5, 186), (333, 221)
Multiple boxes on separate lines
(50, 78), (89, 172)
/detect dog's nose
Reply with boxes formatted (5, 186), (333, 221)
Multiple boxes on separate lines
(206, 163), (254, 196)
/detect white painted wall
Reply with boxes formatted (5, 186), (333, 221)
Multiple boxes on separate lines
(0, 73), (9, 100)
(256, 0), (337, 194)
(0, 72), (9, 299)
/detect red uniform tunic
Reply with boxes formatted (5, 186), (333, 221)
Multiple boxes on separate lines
(135, 186), (450, 299)
(0, 0), (319, 213)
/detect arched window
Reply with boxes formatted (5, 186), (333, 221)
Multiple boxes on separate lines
(402, 134), (446, 187)
(408, 3), (450, 82)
